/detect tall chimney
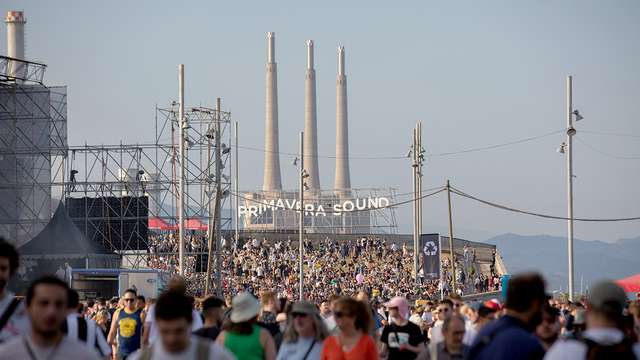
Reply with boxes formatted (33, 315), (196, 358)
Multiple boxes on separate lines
(304, 40), (320, 191)
(334, 46), (351, 196)
(5, 11), (26, 80)
(262, 32), (283, 191)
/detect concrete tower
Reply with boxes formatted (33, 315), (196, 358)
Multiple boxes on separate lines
(304, 40), (321, 190)
(334, 46), (351, 195)
(263, 32), (282, 191)
(5, 11), (26, 80)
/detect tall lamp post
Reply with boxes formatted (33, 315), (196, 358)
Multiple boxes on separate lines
(558, 75), (583, 302)
(178, 64), (186, 276)
(298, 131), (309, 301)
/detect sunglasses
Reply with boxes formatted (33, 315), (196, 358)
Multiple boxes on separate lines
(436, 308), (450, 313)
(291, 312), (309, 318)
(123, 298), (136, 302)
(334, 311), (352, 318)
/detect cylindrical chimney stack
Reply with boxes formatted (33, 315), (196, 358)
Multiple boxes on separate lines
(5, 11), (26, 80)
(334, 46), (351, 196)
(263, 32), (283, 191)
(304, 40), (321, 191)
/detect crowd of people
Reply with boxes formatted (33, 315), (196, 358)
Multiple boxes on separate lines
(2, 237), (640, 359)
(147, 234), (503, 303)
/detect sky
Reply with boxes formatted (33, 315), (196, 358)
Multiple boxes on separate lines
(3, 0), (639, 242)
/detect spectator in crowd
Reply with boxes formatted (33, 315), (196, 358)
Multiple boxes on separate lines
(259, 291), (280, 337)
(0, 238), (29, 343)
(545, 280), (640, 359)
(474, 306), (496, 332)
(468, 272), (547, 360)
(129, 291), (233, 360)
(629, 301), (640, 341)
(64, 288), (111, 358)
(380, 296), (425, 359)
(136, 295), (146, 312)
(536, 304), (561, 351)
(217, 292), (277, 360)
(143, 276), (202, 346)
(108, 288), (145, 359)
(320, 297), (377, 360)
(95, 310), (110, 334)
(0, 276), (100, 359)
(277, 301), (329, 360)
(428, 299), (453, 345)
(320, 295), (340, 334)
(193, 297), (225, 341)
(418, 315), (469, 360)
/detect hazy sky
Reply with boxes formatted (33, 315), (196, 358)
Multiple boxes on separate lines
(4, 0), (639, 242)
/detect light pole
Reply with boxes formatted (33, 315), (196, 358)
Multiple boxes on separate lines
(559, 75), (583, 302)
(298, 131), (308, 301)
(178, 64), (186, 276)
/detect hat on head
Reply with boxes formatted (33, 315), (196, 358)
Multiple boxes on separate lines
(484, 298), (502, 311)
(588, 280), (627, 313)
(385, 296), (409, 320)
(291, 301), (318, 316)
(230, 292), (261, 323)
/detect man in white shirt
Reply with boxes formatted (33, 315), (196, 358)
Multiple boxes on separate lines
(64, 289), (111, 358)
(545, 280), (640, 359)
(0, 276), (100, 360)
(0, 238), (30, 344)
(130, 291), (234, 360)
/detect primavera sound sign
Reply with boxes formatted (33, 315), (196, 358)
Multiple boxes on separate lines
(238, 196), (390, 218)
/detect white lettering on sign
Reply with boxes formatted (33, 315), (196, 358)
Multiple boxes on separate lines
(238, 197), (391, 218)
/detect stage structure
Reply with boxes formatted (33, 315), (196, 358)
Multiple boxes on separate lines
(59, 104), (232, 269)
(0, 55), (68, 247)
(238, 188), (399, 234)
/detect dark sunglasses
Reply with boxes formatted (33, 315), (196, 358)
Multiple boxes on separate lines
(334, 311), (352, 318)
(291, 312), (309, 318)
(436, 308), (450, 313)
(123, 298), (136, 302)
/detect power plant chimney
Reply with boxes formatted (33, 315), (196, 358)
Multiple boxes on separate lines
(303, 40), (320, 190)
(5, 11), (26, 80)
(334, 46), (351, 196)
(262, 32), (283, 191)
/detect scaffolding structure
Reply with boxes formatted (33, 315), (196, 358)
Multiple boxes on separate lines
(60, 104), (232, 270)
(0, 56), (67, 246)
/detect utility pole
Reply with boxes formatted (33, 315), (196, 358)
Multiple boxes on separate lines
(411, 122), (424, 284)
(234, 121), (239, 252)
(566, 75), (575, 302)
(446, 180), (457, 296)
(214, 98), (223, 297)
(298, 131), (305, 301)
(178, 64), (185, 276)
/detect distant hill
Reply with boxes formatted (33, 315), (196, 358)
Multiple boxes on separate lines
(484, 233), (640, 293)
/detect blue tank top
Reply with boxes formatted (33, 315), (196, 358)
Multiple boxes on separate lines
(116, 308), (143, 355)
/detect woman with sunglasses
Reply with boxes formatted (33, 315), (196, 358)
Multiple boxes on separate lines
(320, 297), (377, 360)
(277, 302), (329, 360)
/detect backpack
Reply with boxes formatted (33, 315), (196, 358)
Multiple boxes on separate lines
(583, 337), (637, 360)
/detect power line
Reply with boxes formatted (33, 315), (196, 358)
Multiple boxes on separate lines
(237, 145), (406, 160)
(450, 185), (640, 222)
(581, 130), (640, 139)
(426, 129), (564, 157)
(575, 138), (640, 160)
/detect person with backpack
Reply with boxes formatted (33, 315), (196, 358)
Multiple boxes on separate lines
(129, 291), (234, 360)
(64, 288), (111, 358)
(545, 280), (640, 359)
(0, 238), (29, 344)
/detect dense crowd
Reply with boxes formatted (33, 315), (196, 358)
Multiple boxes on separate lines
(147, 234), (503, 303)
(2, 237), (640, 360)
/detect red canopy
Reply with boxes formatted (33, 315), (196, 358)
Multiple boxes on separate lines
(183, 218), (208, 231)
(616, 273), (640, 293)
(148, 217), (173, 231)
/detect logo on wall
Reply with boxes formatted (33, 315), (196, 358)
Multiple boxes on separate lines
(423, 241), (438, 256)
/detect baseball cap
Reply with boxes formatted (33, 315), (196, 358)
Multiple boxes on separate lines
(588, 280), (627, 313)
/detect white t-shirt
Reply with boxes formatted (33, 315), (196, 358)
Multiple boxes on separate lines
(129, 337), (235, 360)
(276, 337), (323, 360)
(0, 291), (30, 343)
(430, 320), (475, 346)
(0, 334), (101, 360)
(545, 328), (640, 360)
(145, 305), (203, 344)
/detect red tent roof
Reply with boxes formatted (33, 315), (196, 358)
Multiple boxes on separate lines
(184, 218), (208, 231)
(148, 217), (173, 230)
(616, 273), (640, 293)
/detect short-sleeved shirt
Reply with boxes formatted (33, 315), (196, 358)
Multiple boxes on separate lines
(145, 304), (203, 344)
(128, 336), (235, 360)
(468, 315), (544, 360)
(381, 321), (424, 360)
(321, 334), (378, 360)
(193, 326), (221, 341)
(276, 337), (323, 360)
(0, 292), (29, 343)
(0, 334), (101, 360)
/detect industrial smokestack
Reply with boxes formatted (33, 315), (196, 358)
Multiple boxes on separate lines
(5, 11), (26, 80)
(304, 40), (320, 190)
(334, 46), (351, 196)
(263, 32), (283, 191)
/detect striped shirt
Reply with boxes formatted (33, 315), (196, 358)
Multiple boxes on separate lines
(64, 313), (112, 357)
